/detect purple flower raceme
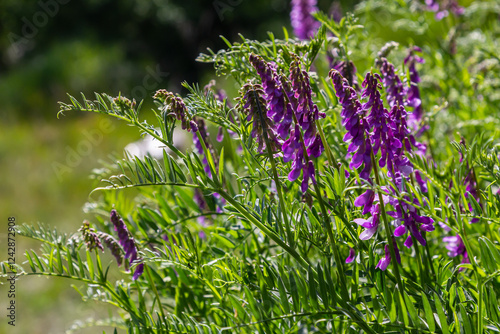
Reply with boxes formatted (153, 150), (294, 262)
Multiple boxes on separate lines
(248, 53), (325, 193)
(290, 55), (326, 152)
(364, 69), (434, 246)
(329, 49), (358, 89)
(249, 54), (290, 136)
(404, 47), (426, 133)
(330, 69), (373, 207)
(333, 69), (435, 268)
(290, 0), (320, 40)
(378, 58), (406, 108)
(110, 209), (143, 280)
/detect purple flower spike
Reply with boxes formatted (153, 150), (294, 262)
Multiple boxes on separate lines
(193, 118), (215, 176)
(96, 232), (123, 266)
(346, 248), (356, 264)
(290, 0), (320, 40)
(404, 46), (425, 132)
(250, 54), (286, 125)
(330, 69), (372, 182)
(110, 209), (143, 279)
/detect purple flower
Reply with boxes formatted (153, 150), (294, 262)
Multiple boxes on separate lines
(404, 46), (426, 132)
(110, 209), (143, 279)
(362, 72), (394, 169)
(376, 242), (401, 271)
(458, 140), (481, 223)
(425, 0), (464, 20)
(330, 49), (358, 89)
(353, 210), (380, 240)
(345, 248), (356, 263)
(388, 197), (435, 248)
(378, 58), (406, 109)
(290, 0), (320, 40)
(249, 54), (295, 139)
(132, 263), (144, 281)
(330, 69), (371, 180)
(290, 56), (325, 149)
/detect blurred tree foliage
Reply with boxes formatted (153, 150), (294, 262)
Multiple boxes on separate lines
(0, 0), (356, 121)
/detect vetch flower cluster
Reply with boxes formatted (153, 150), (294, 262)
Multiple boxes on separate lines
(193, 117), (214, 176)
(290, 0), (320, 40)
(332, 68), (435, 270)
(110, 209), (143, 280)
(249, 53), (325, 193)
(249, 54), (293, 138)
(330, 70), (372, 181)
(404, 46), (425, 132)
(425, 0), (464, 20)
(237, 82), (281, 153)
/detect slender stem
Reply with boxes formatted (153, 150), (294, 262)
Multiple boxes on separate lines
(252, 90), (294, 248)
(289, 115), (348, 298)
(370, 152), (405, 295)
(145, 264), (167, 322)
(423, 234), (437, 282)
(217, 189), (313, 273)
(316, 120), (338, 170)
(478, 278), (484, 333)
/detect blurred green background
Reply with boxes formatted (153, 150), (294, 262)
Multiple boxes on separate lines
(0, 1), (350, 333)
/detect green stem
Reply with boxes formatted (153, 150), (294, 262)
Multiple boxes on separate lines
(145, 264), (166, 322)
(370, 152), (405, 295)
(478, 278), (484, 333)
(253, 90), (294, 248)
(217, 189), (313, 273)
(288, 108), (348, 298)
(316, 120), (338, 170)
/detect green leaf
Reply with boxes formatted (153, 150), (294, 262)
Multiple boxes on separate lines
(218, 147), (224, 183)
(404, 292), (418, 326)
(421, 293), (435, 332)
(459, 303), (473, 334)
(434, 292), (449, 334)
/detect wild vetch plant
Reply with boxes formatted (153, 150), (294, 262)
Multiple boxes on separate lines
(3, 1), (500, 333)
